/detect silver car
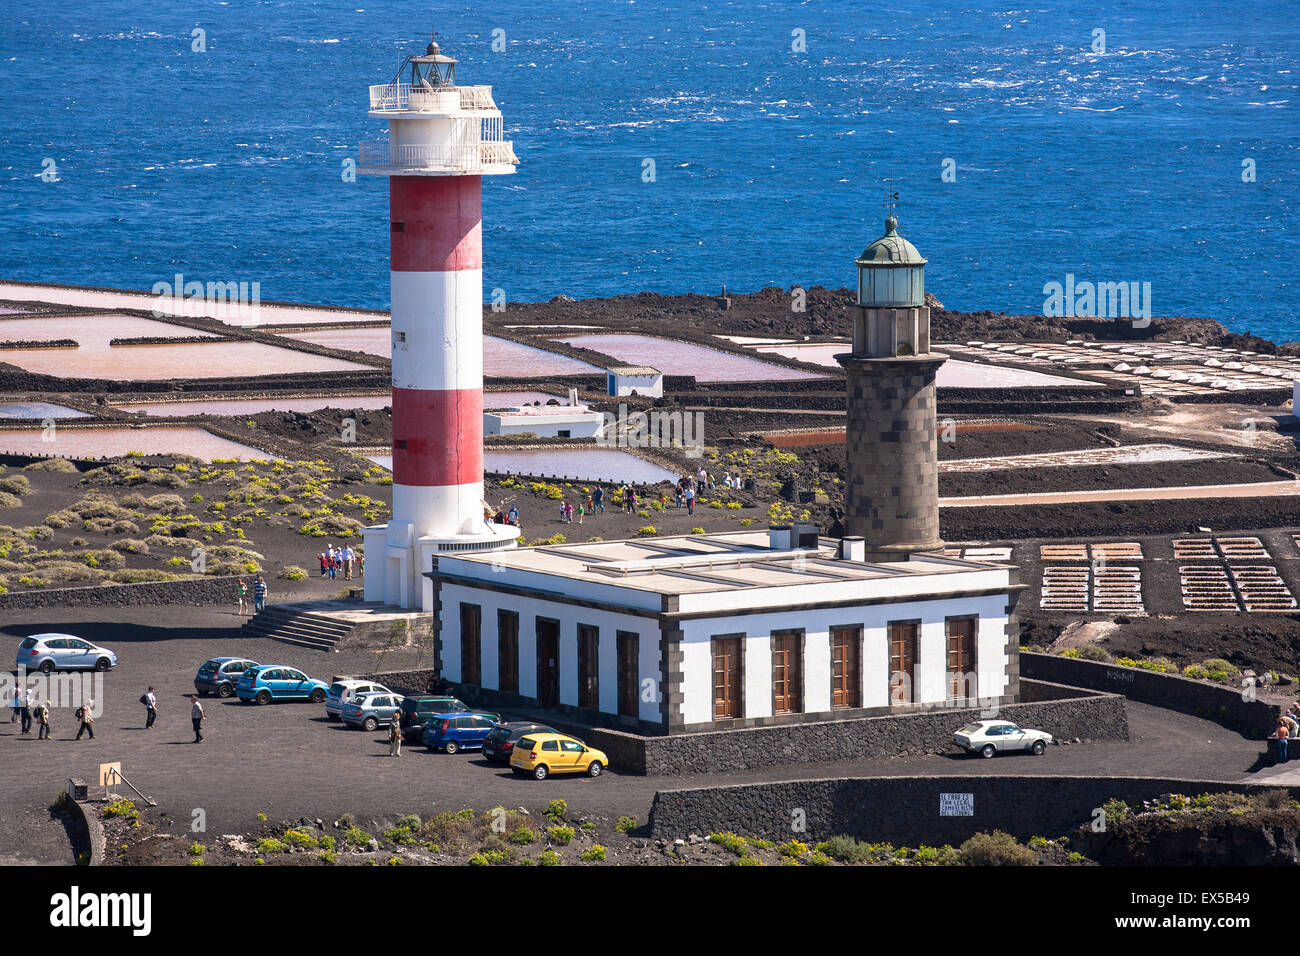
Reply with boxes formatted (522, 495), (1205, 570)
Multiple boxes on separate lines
(16, 634), (118, 674)
(325, 679), (393, 719)
(341, 692), (405, 732)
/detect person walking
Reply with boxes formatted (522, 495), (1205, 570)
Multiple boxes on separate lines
(684, 482), (695, 516)
(318, 550), (328, 577)
(18, 685), (31, 734)
(36, 700), (51, 740)
(388, 711), (402, 757)
(191, 695), (205, 743)
(577, 501), (585, 524)
(592, 484), (604, 514)
(253, 575), (268, 613)
(142, 686), (158, 730)
(507, 504), (519, 526)
(236, 577), (248, 616)
(9, 682), (18, 723)
(75, 698), (95, 740)
(342, 545), (355, 580)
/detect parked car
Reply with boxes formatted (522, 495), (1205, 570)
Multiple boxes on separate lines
(236, 665), (328, 705)
(194, 657), (259, 698)
(341, 692), (405, 732)
(399, 695), (501, 741)
(483, 721), (558, 764)
(954, 720), (1053, 758)
(16, 634), (117, 674)
(326, 679), (394, 719)
(421, 712), (502, 754)
(509, 732), (608, 779)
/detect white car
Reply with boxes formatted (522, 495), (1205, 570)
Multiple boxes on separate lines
(954, 720), (1052, 758)
(16, 634), (118, 674)
(325, 679), (394, 719)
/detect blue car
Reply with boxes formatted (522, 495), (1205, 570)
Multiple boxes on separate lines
(235, 665), (328, 705)
(422, 711), (502, 754)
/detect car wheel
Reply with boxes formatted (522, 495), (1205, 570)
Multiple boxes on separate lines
(217, 684), (233, 699)
(445, 741), (459, 755)
(256, 690), (272, 706)
(1032, 739), (1046, 755)
(980, 744), (996, 759)
(39, 660), (54, 675)
(533, 764), (549, 781)
(94, 657), (111, 672)
(309, 688), (326, 703)
(363, 717), (378, 732)
(587, 761), (603, 778)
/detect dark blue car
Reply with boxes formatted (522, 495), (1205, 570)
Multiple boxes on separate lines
(422, 712), (501, 754)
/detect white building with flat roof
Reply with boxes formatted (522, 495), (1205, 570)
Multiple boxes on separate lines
(483, 403), (606, 439)
(607, 365), (663, 398)
(430, 528), (1022, 734)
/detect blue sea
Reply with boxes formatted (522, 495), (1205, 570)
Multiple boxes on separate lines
(0, 1), (1297, 341)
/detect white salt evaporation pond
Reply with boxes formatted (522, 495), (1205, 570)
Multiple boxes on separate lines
(0, 282), (383, 327)
(117, 394), (395, 417)
(367, 448), (677, 484)
(0, 402), (91, 419)
(752, 343), (1084, 387)
(0, 427), (277, 461)
(280, 329), (602, 377)
(0, 314), (371, 380)
(938, 443), (1238, 473)
(558, 334), (824, 383)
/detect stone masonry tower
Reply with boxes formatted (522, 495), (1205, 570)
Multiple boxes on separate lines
(836, 214), (946, 561)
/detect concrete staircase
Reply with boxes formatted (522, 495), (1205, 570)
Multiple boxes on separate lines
(240, 604), (357, 651)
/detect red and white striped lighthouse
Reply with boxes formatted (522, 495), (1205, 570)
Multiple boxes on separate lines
(360, 35), (520, 609)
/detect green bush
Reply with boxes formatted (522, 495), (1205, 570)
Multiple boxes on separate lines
(956, 831), (1035, 866)
(614, 816), (637, 834)
(538, 849), (561, 867)
(508, 825), (537, 845)
(109, 538), (150, 554)
(256, 837), (288, 855)
(277, 565), (308, 581)
(707, 832), (749, 857)
(579, 844), (606, 862)
(822, 834), (874, 864)
(24, 458), (78, 473)
(543, 800), (567, 822)
(1078, 644), (1112, 662)
(282, 828), (318, 849)
(546, 825), (574, 846)
(342, 826), (372, 849)
(636, 525), (656, 537)
(0, 475), (31, 496)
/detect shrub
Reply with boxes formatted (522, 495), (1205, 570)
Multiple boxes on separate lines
(0, 475), (31, 496)
(1200, 658), (1239, 682)
(739, 518), (752, 527)
(109, 520), (140, 535)
(508, 825), (537, 845)
(24, 458), (78, 473)
(383, 825), (416, 846)
(614, 816), (637, 835)
(109, 538), (149, 554)
(23, 525), (53, 541)
(579, 844), (606, 862)
(0, 492), (20, 509)
(282, 828), (318, 849)
(636, 525), (656, 537)
(913, 844), (956, 865)
(43, 509), (78, 528)
(82, 549), (126, 570)
(102, 798), (139, 819)
(956, 831), (1035, 866)
(341, 826), (372, 849)
(804, 850), (832, 866)
(1078, 644), (1112, 662)
(546, 825), (574, 846)
(538, 849), (561, 866)
(823, 835), (874, 864)
(110, 569), (177, 583)
(543, 800), (567, 822)
(1060, 648), (1081, 659)
(277, 565), (307, 581)
(318, 851), (338, 864)
(778, 840), (808, 858)
(707, 832), (749, 857)
(256, 837), (288, 855)
(397, 814), (422, 830)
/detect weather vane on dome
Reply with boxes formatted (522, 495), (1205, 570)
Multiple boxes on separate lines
(881, 173), (900, 221)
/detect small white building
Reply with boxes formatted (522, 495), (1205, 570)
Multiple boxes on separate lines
(483, 403), (605, 439)
(432, 529), (1021, 733)
(607, 365), (663, 398)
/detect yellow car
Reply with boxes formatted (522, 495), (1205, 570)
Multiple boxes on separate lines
(509, 732), (608, 780)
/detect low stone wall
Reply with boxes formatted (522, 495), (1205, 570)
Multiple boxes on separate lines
(348, 669), (439, 696)
(648, 775), (1298, 846)
(0, 574), (245, 610)
(1021, 652), (1279, 738)
(582, 680), (1128, 776)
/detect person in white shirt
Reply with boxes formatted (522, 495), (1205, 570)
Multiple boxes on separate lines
(143, 686), (158, 730)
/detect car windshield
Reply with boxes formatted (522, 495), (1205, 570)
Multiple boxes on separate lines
(957, 722), (984, 734)
(19, 638), (37, 649)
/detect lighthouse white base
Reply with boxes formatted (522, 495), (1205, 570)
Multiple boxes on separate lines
(362, 521), (518, 610)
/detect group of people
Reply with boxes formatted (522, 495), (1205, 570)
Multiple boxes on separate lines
(491, 502), (521, 526)
(235, 575), (269, 616)
(9, 685), (207, 743)
(318, 544), (359, 581)
(1274, 707), (1300, 762)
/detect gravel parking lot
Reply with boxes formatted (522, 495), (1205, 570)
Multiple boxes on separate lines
(0, 606), (1272, 864)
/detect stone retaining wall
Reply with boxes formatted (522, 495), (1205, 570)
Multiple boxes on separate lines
(1021, 652), (1280, 738)
(648, 775), (1298, 845)
(583, 680), (1127, 776)
(0, 574), (245, 610)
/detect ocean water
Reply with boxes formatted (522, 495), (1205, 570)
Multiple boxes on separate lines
(0, 1), (1296, 341)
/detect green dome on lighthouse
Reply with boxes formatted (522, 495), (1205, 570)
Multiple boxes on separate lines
(855, 215), (926, 267)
